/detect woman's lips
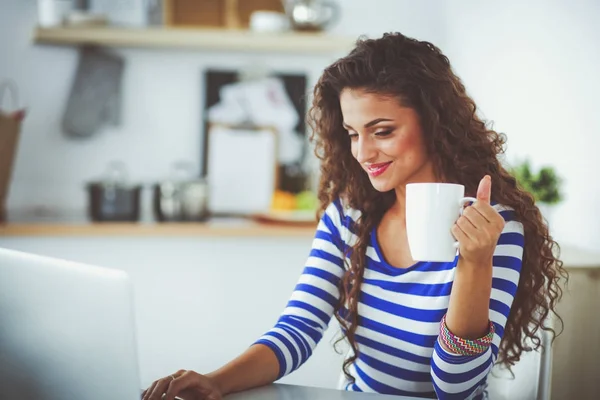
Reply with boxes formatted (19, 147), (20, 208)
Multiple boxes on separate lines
(366, 162), (392, 177)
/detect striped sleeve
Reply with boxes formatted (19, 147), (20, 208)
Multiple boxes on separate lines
(254, 200), (348, 379)
(430, 208), (525, 400)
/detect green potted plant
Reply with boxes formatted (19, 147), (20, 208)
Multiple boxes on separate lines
(510, 159), (563, 226)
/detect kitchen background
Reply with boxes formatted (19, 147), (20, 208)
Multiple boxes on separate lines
(1, 0), (598, 249)
(1, 0), (599, 399)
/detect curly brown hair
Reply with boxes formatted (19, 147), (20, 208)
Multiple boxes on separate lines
(307, 32), (568, 382)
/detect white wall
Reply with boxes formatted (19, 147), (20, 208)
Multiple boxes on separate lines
(0, 0), (446, 214)
(441, 0), (600, 250)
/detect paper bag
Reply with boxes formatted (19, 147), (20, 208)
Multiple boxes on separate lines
(0, 80), (25, 222)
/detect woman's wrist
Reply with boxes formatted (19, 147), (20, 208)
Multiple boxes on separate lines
(445, 258), (493, 338)
(439, 313), (495, 355)
(457, 257), (493, 271)
(206, 370), (228, 396)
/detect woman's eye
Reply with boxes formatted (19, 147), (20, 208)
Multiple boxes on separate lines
(348, 132), (358, 139)
(375, 130), (393, 137)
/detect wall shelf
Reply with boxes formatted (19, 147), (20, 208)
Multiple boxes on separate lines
(32, 26), (355, 54)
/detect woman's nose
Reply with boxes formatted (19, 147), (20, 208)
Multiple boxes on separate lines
(354, 136), (377, 164)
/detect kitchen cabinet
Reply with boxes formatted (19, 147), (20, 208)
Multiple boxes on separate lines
(551, 266), (600, 399)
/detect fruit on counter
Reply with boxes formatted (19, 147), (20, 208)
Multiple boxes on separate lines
(295, 190), (318, 211)
(271, 190), (318, 211)
(271, 190), (297, 211)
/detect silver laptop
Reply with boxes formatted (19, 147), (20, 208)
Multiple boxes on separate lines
(0, 247), (141, 400)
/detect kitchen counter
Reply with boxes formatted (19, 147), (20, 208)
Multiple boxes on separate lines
(225, 383), (407, 399)
(0, 219), (598, 268)
(556, 245), (600, 269)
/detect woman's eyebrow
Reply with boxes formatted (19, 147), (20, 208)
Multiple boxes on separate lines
(342, 118), (393, 130)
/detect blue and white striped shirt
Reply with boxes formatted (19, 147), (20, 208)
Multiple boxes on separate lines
(255, 199), (524, 399)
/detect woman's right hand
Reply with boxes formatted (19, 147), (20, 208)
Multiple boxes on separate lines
(142, 369), (223, 400)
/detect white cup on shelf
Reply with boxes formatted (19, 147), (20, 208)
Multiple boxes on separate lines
(249, 11), (290, 33)
(37, 0), (74, 27)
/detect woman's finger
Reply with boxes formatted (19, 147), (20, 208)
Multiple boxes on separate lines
(143, 370), (188, 400)
(142, 381), (158, 400)
(164, 373), (196, 400)
(456, 215), (477, 239)
(173, 369), (187, 377)
(164, 371), (216, 400)
(471, 201), (498, 223)
(451, 221), (468, 244)
(462, 206), (488, 229)
(148, 376), (176, 400)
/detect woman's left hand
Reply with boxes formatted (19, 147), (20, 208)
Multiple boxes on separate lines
(451, 175), (506, 266)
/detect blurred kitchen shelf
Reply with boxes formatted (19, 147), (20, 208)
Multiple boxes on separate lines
(0, 220), (317, 237)
(32, 26), (356, 53)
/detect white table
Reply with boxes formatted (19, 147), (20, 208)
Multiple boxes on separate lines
(225, 384), (422, 399)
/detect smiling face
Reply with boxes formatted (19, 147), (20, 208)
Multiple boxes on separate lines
(340, 88), (437, 193)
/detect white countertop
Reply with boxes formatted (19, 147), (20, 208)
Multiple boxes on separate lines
(225, 384), (410, 399)
(559, 245), (600, 268)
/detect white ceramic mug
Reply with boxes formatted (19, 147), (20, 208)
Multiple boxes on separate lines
(406, 183), (477, 262)
(37, 0), (73, 27)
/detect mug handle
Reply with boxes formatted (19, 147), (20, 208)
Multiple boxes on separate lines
(453, 197), (478, 249)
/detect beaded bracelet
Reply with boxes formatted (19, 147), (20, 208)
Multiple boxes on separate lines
(439, 314), (495, 356)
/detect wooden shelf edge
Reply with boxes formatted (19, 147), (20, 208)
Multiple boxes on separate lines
(32, 26), (356, 53)
(0, 222), (317, 237)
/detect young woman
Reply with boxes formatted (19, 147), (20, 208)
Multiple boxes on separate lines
(143, 32), (566, 400)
